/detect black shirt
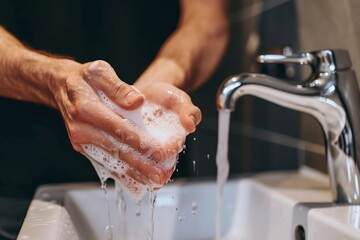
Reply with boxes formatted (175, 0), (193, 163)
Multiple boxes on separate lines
(0, 0), (180, 199)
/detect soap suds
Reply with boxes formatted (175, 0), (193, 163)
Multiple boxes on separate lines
(82, 90), (187, 200)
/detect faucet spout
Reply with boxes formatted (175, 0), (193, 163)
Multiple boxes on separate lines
(217, 73), (320, 111)
(217, 49), (360, 204)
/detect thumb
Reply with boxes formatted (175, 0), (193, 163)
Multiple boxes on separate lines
(85, 60), (145, 110)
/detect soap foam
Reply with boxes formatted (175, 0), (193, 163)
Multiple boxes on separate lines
(82, 90), (187, 200)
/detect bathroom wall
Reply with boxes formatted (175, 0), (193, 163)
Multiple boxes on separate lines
(183, 0), (360, 177)
(296, 0), (360, 82)
(296, 0), (360, 172)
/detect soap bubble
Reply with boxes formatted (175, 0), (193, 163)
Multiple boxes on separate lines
(82, 90), (187, 201)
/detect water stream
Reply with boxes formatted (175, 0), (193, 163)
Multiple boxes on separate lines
(115, 182), (127, 239)
(101, 181), (114, 240)
(147, 190), (157, 240)
(215, 110), (231, 240)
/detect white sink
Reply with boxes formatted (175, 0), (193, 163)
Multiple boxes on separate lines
(18, 167), (360, 240)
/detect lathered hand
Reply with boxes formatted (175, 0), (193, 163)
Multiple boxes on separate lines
(51, 60), (183, 185)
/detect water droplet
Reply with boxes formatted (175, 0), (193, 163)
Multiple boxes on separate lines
(135, 201), (141, 217)
(105, 224), (114, 240)
(192, 201), (198, 210)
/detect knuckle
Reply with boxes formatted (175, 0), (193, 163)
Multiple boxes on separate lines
(114, 127), (126, 142)
(155, 169), (170, 185)
(95, 60), (111, 69)
(91, 60), (111, 70)
(117, 149), (125, 160)
(158, 148), (167, 161)
(67, 104), (80, 119)
(69, 100), (88, 120)
(134, 158), (141, 172)
(67, 125), (83, 143)
(111, 80), (127, 97)
(88, 60), (114, 78)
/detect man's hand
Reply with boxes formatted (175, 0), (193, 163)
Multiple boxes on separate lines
(134, 58), (202, 133)
(50, 60), (181, 185)
(136, 81), (201, 134)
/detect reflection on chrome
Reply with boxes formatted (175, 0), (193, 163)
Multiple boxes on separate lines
(217, 49), (360, 204)
(348, 206), (360, 229)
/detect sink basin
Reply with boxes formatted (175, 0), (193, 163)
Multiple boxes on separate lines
(18, 167), (360, 240)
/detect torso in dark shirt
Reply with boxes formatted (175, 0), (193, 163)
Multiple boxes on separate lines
(0, 0), (180, 198)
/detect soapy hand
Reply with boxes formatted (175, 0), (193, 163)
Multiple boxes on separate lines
(133, 57), (202, 133)
(86, 98), (189, 198)
(50, 60), (180, 187)
(136, 82), (202, 133)
(88, 89), (188, 191)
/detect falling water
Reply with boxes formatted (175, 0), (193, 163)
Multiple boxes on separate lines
(115, 182), (127, 239)
(101, 181), (114, 240)
(215, 110), (231, 240)
(147, 190), (157, 240)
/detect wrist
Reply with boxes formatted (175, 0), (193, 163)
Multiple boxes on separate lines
(149, 16), (228, 92)
(134, 57), (187, 91)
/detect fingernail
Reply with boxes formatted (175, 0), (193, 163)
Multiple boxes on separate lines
(149, 174), (161, 184)
(189, 115), (197, 126)
(131, 85), (142, 94)
(125, 90), (144, 105)
(151, 151), (162, 161)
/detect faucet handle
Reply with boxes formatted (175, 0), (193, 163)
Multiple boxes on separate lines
(257, 49), (352, 73)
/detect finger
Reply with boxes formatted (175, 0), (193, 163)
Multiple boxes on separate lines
(177, 103), (202, 133)
(66, 123), (117, 152)
(58, 77), (152, 156)
(66, 121), (168, 182)
(79, 134), (166, 184)
(72, 95), (157, 156)
(116, 150), (170, 185)
(149, 89), (202, 133)
(84, 60), (145, 110)
(125, 168), (149, 185)
(71, 142), (84, 153)
(110, 171), (146, 196)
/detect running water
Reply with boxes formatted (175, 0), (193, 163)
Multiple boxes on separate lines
(147, 190), (157, 240)
(101, 181), (114, 240)
(215, 110), (231, 240)
(115, 182), (127, 239)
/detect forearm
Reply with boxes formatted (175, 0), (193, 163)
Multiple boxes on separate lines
(136, 0), (229, 92)
(0, 26), (76, 108)
(135, 0), (229, 92)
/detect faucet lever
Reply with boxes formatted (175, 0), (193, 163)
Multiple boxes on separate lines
(257, 49), (352, 73)
(257, 53), (314, 65)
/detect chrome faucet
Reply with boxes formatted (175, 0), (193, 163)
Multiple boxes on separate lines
(217, 49), (360, 204)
